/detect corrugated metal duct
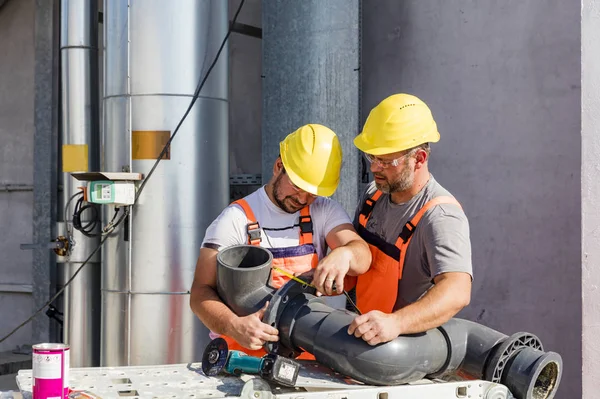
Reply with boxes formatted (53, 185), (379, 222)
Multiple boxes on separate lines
(102, 0), (229, 366)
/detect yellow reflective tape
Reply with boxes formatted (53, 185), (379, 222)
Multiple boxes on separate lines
(62, 144), (89, 172)
(132, 130), (171, 160)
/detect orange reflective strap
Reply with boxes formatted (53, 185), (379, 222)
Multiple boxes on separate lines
(298, 206), (313, 245)
(232, 199), (262, 245)
(395, 196), (462, 279)
(232, 199), (258, 222)
(358, 190), (383, 227)
(397, 238), (412, 279)
(405, 196), (461, 233)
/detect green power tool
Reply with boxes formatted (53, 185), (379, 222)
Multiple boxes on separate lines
(201, 337), (301, 387)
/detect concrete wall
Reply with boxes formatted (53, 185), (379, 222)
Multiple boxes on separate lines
(262, 0), (360, 215)
(582, 0), (600, 397)
(362, 1), (581, 396)
(0, 0), (35, 352)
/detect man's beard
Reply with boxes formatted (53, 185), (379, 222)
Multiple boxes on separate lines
(272, 174), (307, 213)
(374, 158), (414, 194)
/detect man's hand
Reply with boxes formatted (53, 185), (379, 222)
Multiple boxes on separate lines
(315, 223), (371, 296)
(347, 310), (401, 346)
(312, 247), (352, 296)
(229, 302), (279, 350)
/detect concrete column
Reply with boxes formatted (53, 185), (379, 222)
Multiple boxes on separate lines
(582, 0), (600, 396)
(262, 0), (360, 215)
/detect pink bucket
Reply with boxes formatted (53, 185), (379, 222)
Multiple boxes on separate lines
(32, 343), (70, 399)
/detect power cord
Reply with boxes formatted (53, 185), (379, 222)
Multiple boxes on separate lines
(0, 234), (110, 344)
(0, 0), (246, 344)
(72, 196), (101, 237)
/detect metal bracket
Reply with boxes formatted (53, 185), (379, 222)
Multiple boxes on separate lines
(230, 174), (262, 186)
(71, 171), (143, 181)
(20, 236), (70, 256)
(230, 21), (262, 39)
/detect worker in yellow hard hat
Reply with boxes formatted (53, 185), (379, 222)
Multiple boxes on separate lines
(190, 123), (371, 357)
(346, 93), (473, 345)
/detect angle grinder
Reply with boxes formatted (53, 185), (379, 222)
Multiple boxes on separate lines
(201, 337), (300, 387)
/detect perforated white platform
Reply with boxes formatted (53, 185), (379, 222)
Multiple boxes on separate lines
(15, 361), (512, 399)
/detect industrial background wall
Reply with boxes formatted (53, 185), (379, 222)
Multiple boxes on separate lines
(0, 0), (35, 354)
(0, 0), (587, 396)
(361, 1), (581, 397)
(229, 0), (263, 202)
(229, 0), (261, 178)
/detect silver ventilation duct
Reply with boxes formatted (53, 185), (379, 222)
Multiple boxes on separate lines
(101, 0), (229, 366)
(58, 0), (101, 367)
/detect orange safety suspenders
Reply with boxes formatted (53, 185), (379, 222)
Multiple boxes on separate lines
(232, 199), (262, 245)
(232, 199), (314, 246)
(223, 198), (317, 359)
(349, 190), (462, 314)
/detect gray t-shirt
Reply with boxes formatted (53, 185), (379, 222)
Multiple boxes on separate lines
(353, 175), (472, 310)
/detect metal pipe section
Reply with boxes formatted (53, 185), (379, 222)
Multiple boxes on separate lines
(0, 184), (34, 192)
(102, 0), (229, 366)
(215, 245), (563, 398)
(59, 0), (101, 367)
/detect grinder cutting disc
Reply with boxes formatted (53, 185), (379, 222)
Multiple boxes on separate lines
(202, 337), (229, 376)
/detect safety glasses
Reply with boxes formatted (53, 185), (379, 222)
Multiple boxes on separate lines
(363, 152), (411, 169)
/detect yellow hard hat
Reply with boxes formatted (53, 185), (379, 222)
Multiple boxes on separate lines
(279, 124), (342, 197)
(354, 93), (440, 155)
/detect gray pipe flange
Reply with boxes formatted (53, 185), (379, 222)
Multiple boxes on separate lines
(484, 332), (543, 382)
(262, 274), (316, 358)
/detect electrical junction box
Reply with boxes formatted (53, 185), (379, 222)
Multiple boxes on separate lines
(70, 172), (143, 206)
(87, 180), (136, 205)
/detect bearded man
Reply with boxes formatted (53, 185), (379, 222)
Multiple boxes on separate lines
(346, 94), (473, 345)
(190, 124), (371, 356)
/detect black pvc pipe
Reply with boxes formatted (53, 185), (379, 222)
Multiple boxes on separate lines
(431, 318), (507, 379)
(214, 245), (562, 398)
(284, 297), (448, 385)
(216, 245), (275, 316)
(503, 348), (562, 399)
